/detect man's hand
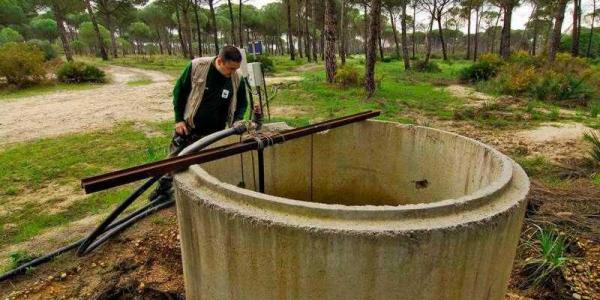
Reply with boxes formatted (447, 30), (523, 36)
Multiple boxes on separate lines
(175, 122), (189, 136)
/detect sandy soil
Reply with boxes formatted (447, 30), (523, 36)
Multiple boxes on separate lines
(0, 66), (174, 146)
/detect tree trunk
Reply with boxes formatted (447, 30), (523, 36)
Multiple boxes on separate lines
(588, 0), (596, 57)
(340, 0), (347, 64)
(208, 0), (219, 55)
(304, 0), (311, 62)
(297, 0), (304, 58)
(311, 0), (318, 62)
(193, 0), (203, 57)
(499, 5), (513, 59)
(401, 2), (410, 70)
(181, 4), (194, 59)
(320, 8), (325, 60)
(324, 0), (337, 83)
(238, 0), (244, 46)
(389, 7), (400, 58)
(103, 14), (118, 58)
(548, 0), (568, 61)
(490, 9), (501, 54)
(227, 0), (236, 46)
(365, 0), (381, 97)
(424, 0), (437, 64)
(412, 3), (416, 59)
(286, 0), (296, 60)
(84, 0), (108, 60)
(378, 19), (384, 60)
(572, 0), (581, 56)
(474, 6), (480, 61)
(466, 7), (471, 60)
(364, 4), (369, 57)
(54, 7), (73, 62)
(175, 7), (188, 58)
(157, 29), (164, 54)
(436, 9), (448, 60)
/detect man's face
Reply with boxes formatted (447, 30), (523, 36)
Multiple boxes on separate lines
(216, 57), (241, 78)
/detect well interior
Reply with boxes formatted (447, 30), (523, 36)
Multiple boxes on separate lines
(200, 121), (504, 206)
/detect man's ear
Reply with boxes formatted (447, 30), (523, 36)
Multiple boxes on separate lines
(215, 57), (222, 66)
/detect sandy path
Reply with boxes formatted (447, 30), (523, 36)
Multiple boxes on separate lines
(0, 66), (174, 146)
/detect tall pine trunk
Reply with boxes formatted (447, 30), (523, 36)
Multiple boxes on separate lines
(378, 19), (384, 60)
(208, 0), (219, 55)
(588, 0), (596, 57)
(311, 0), (318, 62)
(389, 7), (400, 58)
(401, 2), (410, 70)
(53, 6), (73, 61)
(84, 0), (108, 60)
(340, 0), (347, 64)
(365, 0), (381, 97)
(466, 8), (471, 60)
(304, 0), (311, 62)
(227, 0), (236, 45)
(175, 7), (188, 58)
(193, 0), (203, 57)
(324, 0), (337, 83)
(297, 0), (304, 58)
(548, 0), (568, 61)
(474, 6), (480, 61)
(436, 8), (448, 61)
(238, 0), (243, 46)
(286, 0), (296, 60)
(412, 3), (416, 58)
(499, 4), (513, 59)
(572, 0), (581, 56)
(424, 0), (437, 64)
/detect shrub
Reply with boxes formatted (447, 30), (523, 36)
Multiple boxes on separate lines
(0, 27), (23, 45)
(247, 54), (274, 74)
(590, 100), (600, 118)
(413, 60), (441, 73)
(27, 39), (56, 61)
(0, 42), (46, 87)
(459, 61), (500, 82)
(334, 65), (362, 87)
(56, 61), (106, 83)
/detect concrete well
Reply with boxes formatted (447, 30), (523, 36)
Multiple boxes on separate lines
(173, 120), (530, 300)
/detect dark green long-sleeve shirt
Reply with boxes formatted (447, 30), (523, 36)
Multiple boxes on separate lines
(173, 61), (248, 135)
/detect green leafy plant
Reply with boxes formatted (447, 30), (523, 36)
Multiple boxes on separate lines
(583, 130), (600, 164)
(9, 251), (36, 269)
(248, 54), (274, 74)
(590, 101), (600, 118)
(521, 225), (569, 287)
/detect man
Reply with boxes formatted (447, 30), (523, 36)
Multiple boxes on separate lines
(149, 45), (248, 202)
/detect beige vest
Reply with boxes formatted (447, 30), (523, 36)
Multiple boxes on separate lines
(183, 56), (241, 129)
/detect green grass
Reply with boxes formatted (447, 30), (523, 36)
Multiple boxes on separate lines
(0, 122), (172, 248)
(270, 57), (463, 123)
(0, 82), (103, 101)
(513, 155), (566, 186)
(126, 78), (153, 86)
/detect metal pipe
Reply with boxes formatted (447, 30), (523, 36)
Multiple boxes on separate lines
(257, 149), (265, 193)
(81, 111), (380, 194)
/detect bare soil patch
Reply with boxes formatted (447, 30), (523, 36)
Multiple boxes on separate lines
(0, 66), (173, 146)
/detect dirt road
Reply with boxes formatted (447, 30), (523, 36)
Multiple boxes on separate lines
(0, 66), (174, 146)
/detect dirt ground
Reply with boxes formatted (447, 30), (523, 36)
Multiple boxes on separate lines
(0, 73), (599, 299)
(0, 66), (173, 146)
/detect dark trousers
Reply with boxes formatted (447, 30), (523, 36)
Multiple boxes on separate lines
(152, 132), (204, 199)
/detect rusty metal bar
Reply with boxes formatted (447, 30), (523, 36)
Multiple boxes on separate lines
(81, 110), (380, 194)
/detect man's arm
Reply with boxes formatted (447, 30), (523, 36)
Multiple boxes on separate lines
(233, 78), (248, 121)
(173, 62), (193, 123)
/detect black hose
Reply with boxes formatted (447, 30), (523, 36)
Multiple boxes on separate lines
(0, 196), (170, 282)
(0, 126), (248, 282)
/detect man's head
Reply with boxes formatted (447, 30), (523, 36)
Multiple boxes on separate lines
(215, 46), (242, 78)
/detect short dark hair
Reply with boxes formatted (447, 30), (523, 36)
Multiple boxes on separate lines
(219, 46), (242, 63)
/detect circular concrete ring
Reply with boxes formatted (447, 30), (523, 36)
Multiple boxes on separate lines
(174, 120), (530, 300)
